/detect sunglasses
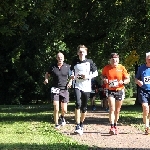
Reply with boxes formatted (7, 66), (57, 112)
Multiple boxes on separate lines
(79, 51), (86, 54)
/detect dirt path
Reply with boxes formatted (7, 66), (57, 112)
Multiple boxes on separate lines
(59, 106), (150, 150)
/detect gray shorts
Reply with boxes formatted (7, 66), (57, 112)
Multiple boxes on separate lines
(51, 90), (69, 103)
(108, 89), (124, 101)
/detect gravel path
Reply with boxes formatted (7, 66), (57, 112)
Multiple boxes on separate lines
(59, 107), (150, 150)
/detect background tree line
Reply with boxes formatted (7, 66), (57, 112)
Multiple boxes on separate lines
(1, 0), (150, 104)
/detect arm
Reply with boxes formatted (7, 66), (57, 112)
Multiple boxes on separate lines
(135, 66), (143, 87)
(119, 66), (130, 85)
(44, 72), (50, 85)
(67, 68), (73, 88)
(123, 76), (130, 84)
(44, 65), (52, 85)
(101, 67), (109, 84)
(88, 59), (98, 79)
(135, 78), (143, 87)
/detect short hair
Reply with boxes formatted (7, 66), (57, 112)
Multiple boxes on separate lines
(77, 45), (88, 52)
(110, 53), (119, 59)
(146, 52), (150, 58)
(56, 52), (64, 58)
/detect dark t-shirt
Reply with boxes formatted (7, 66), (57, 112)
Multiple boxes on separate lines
(91, 78), (99, 91)
(48, 62), (70, 90)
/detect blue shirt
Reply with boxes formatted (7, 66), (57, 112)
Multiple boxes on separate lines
(135, 64), (150, 90)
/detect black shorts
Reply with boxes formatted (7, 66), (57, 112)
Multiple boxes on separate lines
(90, 93), (96, 98)
(51, 90), (69, 103)
(108, 89), (124, 101)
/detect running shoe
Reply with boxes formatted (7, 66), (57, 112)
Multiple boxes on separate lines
(145, 127), (150, 135)
(55, 124), (60, 130)
(105, 108), (109, 112)
(74, 124), (83, 135)
(92, 106), (96, 111)
(109, 127), (115, 135)
(60, 118), (66, 126)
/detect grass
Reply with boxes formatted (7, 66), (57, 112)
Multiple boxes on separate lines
(0, 98), (145, 150)
(120, 98), (144, 131)
(0, 105), (88, 150)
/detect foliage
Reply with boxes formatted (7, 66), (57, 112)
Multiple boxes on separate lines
(124, 71), (136, 98)
(1, 0), (150, 104)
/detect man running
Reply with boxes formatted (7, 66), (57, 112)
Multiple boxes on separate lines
(90, 78), (99, 111)
(70, 45), (98, 135)
(135, 52), (150, 135)
(44, 52), (72, 129)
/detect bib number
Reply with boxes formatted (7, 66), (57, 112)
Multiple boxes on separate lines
(109, 80), (118, 87)
(144, 76), (150, 84)
(77, 74), (84, 80)
(51, 87), (60, 93)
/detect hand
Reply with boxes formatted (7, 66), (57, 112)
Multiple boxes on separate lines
(137, 80), (143, 87)
(103, 78), (108, 84)
(67, 83), (72, 88)
(44, 79), (48, 85)
(70, 75), (75, 80)
(118, 80), (124, 85)
(80, 74), (85, 79)
(67, 79), (72, 88)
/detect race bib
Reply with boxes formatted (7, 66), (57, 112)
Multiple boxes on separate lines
(51, 87), (60, 93)
(109, 80), (118, 87)
(77, 74), (84, 80)
(144, 76), (150, 84)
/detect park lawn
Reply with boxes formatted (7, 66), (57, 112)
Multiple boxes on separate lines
(120, 98), (144, 131)
(0, 98), (144, 150)
(0, 105), (88, 150)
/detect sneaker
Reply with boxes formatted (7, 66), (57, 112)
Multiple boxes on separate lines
(105, 108), (109, 112)
(114, 126), (118, 135)
(60, 118), (66, 126)
(145, 127), (150, 135)
(92, 106), (96, 111)
(74, 125), (83, 135)
(109, 127), (115, 135)
(55, 124), (60, 129)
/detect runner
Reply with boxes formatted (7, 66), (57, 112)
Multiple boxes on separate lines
(135, 52), (150, 135)
(90, 78), (99, 111)
(102, 53), (130, 135)
(70, 45), (98, 135)
(44, 52), (72, 129)
(101, 82), (109, 111)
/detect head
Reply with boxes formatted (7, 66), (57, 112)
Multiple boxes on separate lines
(56, 52), (64, 64)
(146, 52), (150, 66)
(109, 53), (119, 67)
(77, 45), (88, 60)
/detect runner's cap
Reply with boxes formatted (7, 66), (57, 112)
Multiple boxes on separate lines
(110, 53), (119, 58)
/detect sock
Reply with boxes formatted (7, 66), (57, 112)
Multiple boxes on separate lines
(60, 115), (65, 122)
(77, 123), (80, 126)
(80, 122), (83, 127)
(60, 115), (64, 119)
(110, 124), (114, 128)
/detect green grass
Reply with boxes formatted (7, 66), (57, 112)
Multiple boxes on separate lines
(0, 98), (145, 149)
(0, 105), (88, 150)
(93, 98), (144, 130)
(120, 98), (144, 131)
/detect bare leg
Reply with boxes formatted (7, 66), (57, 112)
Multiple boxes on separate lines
(53, 101), (59, 125)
